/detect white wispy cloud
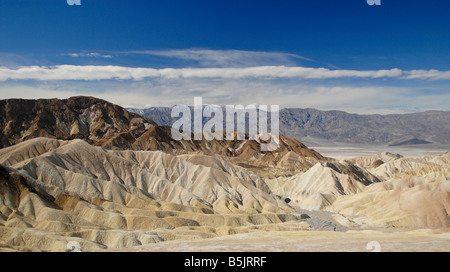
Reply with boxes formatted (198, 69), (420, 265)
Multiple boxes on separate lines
(403, 69), (450, 80)
(1, 65), (449, 81)
(64, 52), (113, 58)
(127, 49), (312, 67)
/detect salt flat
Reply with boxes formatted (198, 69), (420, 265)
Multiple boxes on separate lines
(301, 136), (449, 159)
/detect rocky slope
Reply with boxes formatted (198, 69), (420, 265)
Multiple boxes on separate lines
(2, 138), (448, 251)
(0, 96), (157, 148)
(264, 151), (450, 229)
(266, 161), (381, 210)
(327, 152), (450, 228)
(0, 137), (308, 251)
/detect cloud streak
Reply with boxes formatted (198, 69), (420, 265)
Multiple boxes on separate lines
(126, 49), (312, 67)
(1, 65), (449, 81)
(64, 52), (113, 58)
(403, 69), (450, 80)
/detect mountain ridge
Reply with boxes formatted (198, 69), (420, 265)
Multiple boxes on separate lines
(128, 106), (450, 146)
(0, 97), (325, 174)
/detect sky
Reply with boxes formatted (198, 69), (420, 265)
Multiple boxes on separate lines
(0, 0), (449, 114)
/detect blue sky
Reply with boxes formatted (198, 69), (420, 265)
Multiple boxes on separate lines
(0, 0), (449, 113)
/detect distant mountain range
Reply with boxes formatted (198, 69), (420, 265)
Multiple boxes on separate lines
(128, 107), (450, 146)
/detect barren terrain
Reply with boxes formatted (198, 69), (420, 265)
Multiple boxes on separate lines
(1, 97), (449, 252)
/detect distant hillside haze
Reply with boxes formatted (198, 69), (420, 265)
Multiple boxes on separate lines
(128, 107), (450, 146)
(279, 108), (450, 145)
